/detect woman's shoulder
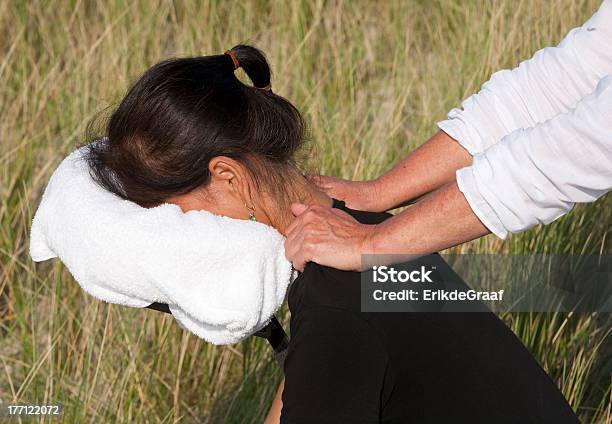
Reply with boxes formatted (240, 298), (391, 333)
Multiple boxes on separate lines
(290, 260), (363, 313)
(332, 198), (392, 225)
(288, 200), (392, 313)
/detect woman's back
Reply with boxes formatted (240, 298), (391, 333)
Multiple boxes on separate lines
(280, 200), (578, 424)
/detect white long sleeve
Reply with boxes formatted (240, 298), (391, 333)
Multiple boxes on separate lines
(457, 76), (612, 238)
(436, 0), (612, 239)
(438, 0), (612, 155)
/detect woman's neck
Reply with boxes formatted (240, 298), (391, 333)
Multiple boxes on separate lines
(167, 171), (332, 235)
(262, 175), (332, 236)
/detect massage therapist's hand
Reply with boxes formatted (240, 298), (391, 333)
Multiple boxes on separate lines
(307, 175), (383, 212)
(285, 182), (490, 272)
(285, 203), (374, 272)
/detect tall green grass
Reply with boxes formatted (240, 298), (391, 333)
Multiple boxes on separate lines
(1, 0), (610, 422)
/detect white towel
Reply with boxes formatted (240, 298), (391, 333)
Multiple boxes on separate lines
(29, 147), (294, 344)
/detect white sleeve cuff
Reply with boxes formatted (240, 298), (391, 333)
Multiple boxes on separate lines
(437, 117), (480, 156)
(456, 166), (508, 240)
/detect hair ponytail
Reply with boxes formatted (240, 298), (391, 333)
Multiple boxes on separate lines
(226, 44), (272, 91)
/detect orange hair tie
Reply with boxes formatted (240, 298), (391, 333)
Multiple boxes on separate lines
(225, 50), (239, 70)
(258, 83), (272, 92)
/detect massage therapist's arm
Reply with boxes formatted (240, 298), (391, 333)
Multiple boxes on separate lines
(286, 74), (612, 272)
(286, 3), (612, 271)
(284, 127), (484, 273)
(314, 130), (473, 212)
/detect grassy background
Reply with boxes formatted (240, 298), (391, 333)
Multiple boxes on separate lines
(1, 0), (611, 422)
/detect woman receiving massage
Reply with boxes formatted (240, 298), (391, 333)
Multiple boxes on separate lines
(84, 45), (578, 423)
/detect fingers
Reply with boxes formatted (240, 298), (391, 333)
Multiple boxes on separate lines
(285, 204), (330, 271)
(290, 202), (308, 217)
(307, 174), (337, 191)
(306, 174), (321, 184)
(286, 203), (325, 236)
(331, 206), (353, 220)
(306, 174), (326, 187)
(283, 201), (366, 272)
(285, 206), (307, 270)
(284, 224), (310, 272)
(288, 245), (309, 272)
(286, 203), (309, 238)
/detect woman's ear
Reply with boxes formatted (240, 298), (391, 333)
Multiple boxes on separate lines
(208, 156), (251, 199)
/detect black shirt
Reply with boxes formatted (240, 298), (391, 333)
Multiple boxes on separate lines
(280, 200), (578, 424)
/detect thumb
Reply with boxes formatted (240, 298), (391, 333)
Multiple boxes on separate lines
(290, 202), (309, 217)
(306, 174), (324, 184)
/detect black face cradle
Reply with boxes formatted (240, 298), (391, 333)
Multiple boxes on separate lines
(146, 302), (289, 367)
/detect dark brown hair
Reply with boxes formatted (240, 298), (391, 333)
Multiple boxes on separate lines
(85, 44), (306, 208)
